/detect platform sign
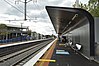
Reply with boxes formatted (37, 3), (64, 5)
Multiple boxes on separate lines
(56, 50), (69, 55)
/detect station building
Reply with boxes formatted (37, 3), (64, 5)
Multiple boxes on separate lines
(0, 24), (29, 43)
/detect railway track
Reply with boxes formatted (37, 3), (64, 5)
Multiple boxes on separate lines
(0, 39), (53, 66)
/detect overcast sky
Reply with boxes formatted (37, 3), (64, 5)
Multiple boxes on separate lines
(0, 0), (89, 35)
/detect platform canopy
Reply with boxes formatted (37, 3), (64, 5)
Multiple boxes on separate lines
(46, 6), (94, 35)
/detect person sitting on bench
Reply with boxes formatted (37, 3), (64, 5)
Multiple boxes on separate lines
(73, 43), (82, 54)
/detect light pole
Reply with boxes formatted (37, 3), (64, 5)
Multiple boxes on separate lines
(15, 0), (37, 20)
(24, 0), (27, 20)
(21, 23), (23, 41)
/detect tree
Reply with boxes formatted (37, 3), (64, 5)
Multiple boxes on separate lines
(79, 2), (88, 10)
(88, 0), (99, 17)
(73, 0), (99, 17)
(27, 30), (31, 36)
(0, 24), (7, 35)
(0, 24), (9, 40)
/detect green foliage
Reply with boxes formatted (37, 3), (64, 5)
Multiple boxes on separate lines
(88, 0), (99, 17)
(89, 7), (99, 17)
(27, 30), (31, 36)
(0, 24), (9, 35)
(0, 24), (7, 29)
(73, 0), (99, 17)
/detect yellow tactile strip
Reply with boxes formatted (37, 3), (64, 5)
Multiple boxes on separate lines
(39, 59), (56, 62)
(35, 40), (57, 66)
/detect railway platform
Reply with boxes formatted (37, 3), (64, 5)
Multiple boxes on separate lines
(35, 40), (99, 66)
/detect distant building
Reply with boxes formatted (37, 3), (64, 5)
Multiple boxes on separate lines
(31, 31), (46, 40)
(0, 24), (28, 41)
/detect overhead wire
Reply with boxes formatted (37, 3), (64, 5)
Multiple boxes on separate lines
(30, 1), (40, 22)
(32, 1), (54, 33)
(33, 0), (48, 23)
(3, 0), (31, 20)
(32, 0), (55, 33)
(10, 0), (24, 13)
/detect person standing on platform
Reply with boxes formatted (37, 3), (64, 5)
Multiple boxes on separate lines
(65, 38), (69, 47)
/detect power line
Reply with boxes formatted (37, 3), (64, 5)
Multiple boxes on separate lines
(4, 0), (23, 15)
(3, 0), (31, 20)
(9, 0), (24, 13)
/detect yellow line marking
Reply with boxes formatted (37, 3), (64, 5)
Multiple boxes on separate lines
(39, 59), (56, 62)
(39, 41), (57, 66)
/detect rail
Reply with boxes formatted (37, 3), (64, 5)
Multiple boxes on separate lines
(23, 38), (57, 66)
(0, 39), (53, 66)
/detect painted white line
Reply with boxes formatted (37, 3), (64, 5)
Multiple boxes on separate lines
(23, 39), (57, 66)
(0, 39), (47, 48)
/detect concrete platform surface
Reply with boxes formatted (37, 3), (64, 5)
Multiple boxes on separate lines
(49, 42), (99, 66)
